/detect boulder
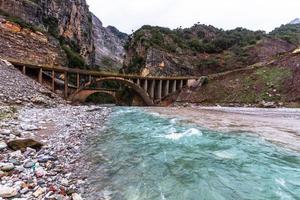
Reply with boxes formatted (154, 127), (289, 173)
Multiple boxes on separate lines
(7, 139), (43, 152)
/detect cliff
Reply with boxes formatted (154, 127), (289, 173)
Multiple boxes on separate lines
(92, 14), (128, 71)
(0, 0), (127, 71)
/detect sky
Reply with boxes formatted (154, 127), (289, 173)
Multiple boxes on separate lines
(86, 0), (300, 34)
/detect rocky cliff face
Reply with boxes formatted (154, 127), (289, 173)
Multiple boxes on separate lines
(0, 0), (127, 70)
(0, 16), (67, 67)
(0, 0), (94, 66)
(123, 25), (299, 77)
(92, 14), (127, 71)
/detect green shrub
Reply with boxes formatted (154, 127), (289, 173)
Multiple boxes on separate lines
(62, 45), (86, 69)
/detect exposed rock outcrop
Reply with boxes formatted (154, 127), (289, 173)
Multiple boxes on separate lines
(123, 24), (300, 77)
(92, 14), (127, 71)
(0, 17), (67, 67)
(0, 0), (94, 65)
(0, 0), (128, 70)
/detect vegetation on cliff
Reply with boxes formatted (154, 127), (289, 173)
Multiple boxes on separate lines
(123, 23), (298, 77)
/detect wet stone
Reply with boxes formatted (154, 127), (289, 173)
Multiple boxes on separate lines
(24, 161), (35, 169)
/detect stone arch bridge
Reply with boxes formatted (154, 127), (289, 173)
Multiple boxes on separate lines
(11, 61), (198, 106)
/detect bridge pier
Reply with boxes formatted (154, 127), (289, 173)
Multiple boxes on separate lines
(22, 66), (26, 75)
(77, 73), (80, 89)
(155, 80), (162, 100)
(149, 80), (155, 99)
(163, 80), (170, 97)
(51, 71), (55, 92)
(179, 80), (184, 89)
(38, 68), (43, 84)
(142, 79), (148, 92)
(171, 80), (177, 93)
(136, 79), (140, 86)
(64, 72), (68, 98)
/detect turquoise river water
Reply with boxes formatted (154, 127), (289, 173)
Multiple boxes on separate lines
(84, 108), (300, 200)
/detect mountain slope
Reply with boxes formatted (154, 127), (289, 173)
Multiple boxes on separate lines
(123, 24), (297, 77)
(289, 18), (300, 25)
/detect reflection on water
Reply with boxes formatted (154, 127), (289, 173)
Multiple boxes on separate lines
(84, 108), (300, 200)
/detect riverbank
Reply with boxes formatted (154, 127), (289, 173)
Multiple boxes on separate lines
(0, 105), (111, 199)
(148, 106), (300, 152)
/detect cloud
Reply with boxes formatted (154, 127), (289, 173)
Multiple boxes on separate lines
(87, 0), (300, 33)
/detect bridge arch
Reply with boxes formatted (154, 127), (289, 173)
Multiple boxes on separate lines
(71, 89), (118, 104)
(70, 77), (154, 106)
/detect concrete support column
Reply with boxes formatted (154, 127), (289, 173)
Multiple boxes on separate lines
(172, 80), (177, 93)
(143, 79), (148, 91)
(163, 80), (170, 97)
(22, 66), (26, 74)
(149, 80), (155, 99)
(136, 79), (140, 86)
(89, 75), (92, 83)
(77, 73), (80, 89)
(51, 71), (55, 92)
(179, 80), (184, 89)
(64, 72), (68, 98)
(156, 80), (162, 100)
(38, 68), (43, 84)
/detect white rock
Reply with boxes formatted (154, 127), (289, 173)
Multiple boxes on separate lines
(20, 124), (39, 131)
(0, 141), (7, 150)
(0, 163), (14, 171)
(0, 129), (11, 136)
(72, 193), (83, 200)
(35, 167), (46, 177)
(32, 187), (45, 198)
(0, 186), (18, 198)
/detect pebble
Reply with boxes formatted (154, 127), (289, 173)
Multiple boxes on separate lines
(0, 103), (111, 199)
(20, 124), (39, 131)
(72, 193), (83, 200)
(0, 186), (18, 198)
(0, 141), (7, 150)
(35, 167), (47, 177)
(23, 161), (35, 168)
(0, 162), (15, 171)
(0, 129), (11, 136)
(32, 187), (45, 198)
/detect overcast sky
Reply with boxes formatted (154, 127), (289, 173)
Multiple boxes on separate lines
(86, 0), (300, 34)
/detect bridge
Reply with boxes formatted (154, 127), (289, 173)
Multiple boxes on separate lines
(10, 61), (198, 106)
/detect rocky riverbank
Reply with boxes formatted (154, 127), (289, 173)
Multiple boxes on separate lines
(0, 105), (111, 199)
(0, 59), (112, 199)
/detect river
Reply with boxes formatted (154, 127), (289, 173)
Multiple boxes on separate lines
(83, 107), (300, 200)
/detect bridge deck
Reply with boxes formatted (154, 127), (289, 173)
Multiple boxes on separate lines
(9, 60), (198, 80)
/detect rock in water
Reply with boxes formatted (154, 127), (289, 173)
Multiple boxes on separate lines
(0, 186), (18, 198)
(7, 139), (43, 151)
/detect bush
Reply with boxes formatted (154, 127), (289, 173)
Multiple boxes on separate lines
(62, 45), (86, 69)
(270, 24), (300, 45)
